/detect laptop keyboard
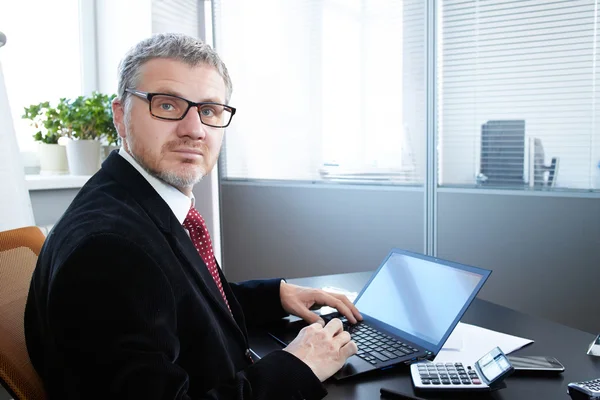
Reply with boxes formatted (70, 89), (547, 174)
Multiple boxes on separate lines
(324, 314), (419, 365)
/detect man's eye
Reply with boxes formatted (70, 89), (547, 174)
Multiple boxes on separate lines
(201, 108), (215, 117)
(160, 103), (175, 111)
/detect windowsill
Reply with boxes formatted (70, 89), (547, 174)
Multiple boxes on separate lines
(25, 174), (92, 191)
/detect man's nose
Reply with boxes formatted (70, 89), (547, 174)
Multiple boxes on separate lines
(177, 106), (207, 140)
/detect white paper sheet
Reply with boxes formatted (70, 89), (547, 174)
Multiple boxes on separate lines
(434, 322), (534, 365)
(319, 286), (358, 315)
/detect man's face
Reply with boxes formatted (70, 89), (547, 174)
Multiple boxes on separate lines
(113, 58), (228, 194)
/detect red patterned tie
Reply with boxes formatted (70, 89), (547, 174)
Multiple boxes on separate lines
(183, 207), (231, 312)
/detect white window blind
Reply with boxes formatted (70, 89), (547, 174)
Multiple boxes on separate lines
(212, 0), (425, 184)
(152, 0), (200, 37)
(438, 0), (600, 190)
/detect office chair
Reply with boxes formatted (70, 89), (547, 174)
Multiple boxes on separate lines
(532, 138), (559, 187)
(0, 226), (47, 400)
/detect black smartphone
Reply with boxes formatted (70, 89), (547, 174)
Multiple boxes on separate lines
(506, 355), (565, 374)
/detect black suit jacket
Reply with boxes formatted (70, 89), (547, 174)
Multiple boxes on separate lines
(24, 152), (326, 400)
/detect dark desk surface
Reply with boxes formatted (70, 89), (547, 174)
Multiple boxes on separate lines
(250, 271), (600, 400)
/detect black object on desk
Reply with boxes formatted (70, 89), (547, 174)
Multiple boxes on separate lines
(380, 387), (497, 399)
(380, 387), (424, 399)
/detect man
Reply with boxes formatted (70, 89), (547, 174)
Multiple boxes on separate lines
(24, 33), (361, 400)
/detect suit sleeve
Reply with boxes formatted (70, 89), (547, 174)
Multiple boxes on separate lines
(228, 279), (289, 327)
(47, 234), (325, 400)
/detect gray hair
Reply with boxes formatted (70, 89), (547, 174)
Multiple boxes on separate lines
(117, 33), (233, 114)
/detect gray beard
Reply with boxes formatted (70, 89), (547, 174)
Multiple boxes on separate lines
(154, 168), (204, 189)
(125, 137), (204, 191)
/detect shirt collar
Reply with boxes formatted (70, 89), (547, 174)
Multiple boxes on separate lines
(118, 148), (193, 225)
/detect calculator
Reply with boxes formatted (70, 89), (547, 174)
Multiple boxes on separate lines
(411, 346), (514, 392)
(568, 378), (600, 399)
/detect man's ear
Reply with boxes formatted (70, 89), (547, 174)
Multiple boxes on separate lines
(112, 98), (127, 140)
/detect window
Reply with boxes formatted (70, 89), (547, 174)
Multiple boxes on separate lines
(153, 0), (200, 37)
(212, 0), (425, 184)
(438, 0), (600, 191)
(0, 0), (83, 153)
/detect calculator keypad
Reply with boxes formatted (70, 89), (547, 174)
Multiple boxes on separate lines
(412, 362), (488, 390)
(580, 378), (600, 391)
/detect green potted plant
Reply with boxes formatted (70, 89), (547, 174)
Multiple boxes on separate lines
(22, 101), (69, 174)
(61, 92), (117, 175)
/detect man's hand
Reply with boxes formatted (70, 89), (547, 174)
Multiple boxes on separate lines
(283, 319), (358, 381)
(280, 281), (363, 325)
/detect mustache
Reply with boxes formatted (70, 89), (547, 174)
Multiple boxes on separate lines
(163, 140), (209, 154)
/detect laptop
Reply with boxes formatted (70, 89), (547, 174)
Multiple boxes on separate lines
(267, 248), (492, 380)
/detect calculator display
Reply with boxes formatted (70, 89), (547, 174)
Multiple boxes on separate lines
(476, 347), (512, 383)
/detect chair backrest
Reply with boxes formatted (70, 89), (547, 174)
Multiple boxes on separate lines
(0, 227), (47, 400)
(480, 119), (526, 185)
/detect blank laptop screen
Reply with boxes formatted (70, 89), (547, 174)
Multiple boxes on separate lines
(355, 252), (485, 346)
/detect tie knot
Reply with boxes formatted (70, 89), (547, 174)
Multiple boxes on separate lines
(184, 207), (206, 228)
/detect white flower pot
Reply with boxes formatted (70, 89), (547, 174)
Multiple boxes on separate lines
(65, 139), (101, 175)
(38, 142), (68, 174)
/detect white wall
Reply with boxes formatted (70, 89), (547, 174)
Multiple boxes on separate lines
(0, 60), (35, 230)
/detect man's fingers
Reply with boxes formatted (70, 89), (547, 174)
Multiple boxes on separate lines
(340, 339), (358, 359)
(315, 292), (357, 324)
(329, 293), (363, 322)
(323, 317), (344, 335)
(334, 330), (352, 347)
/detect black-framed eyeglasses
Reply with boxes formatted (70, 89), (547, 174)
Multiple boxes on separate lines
(125, 89), (236, 128)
